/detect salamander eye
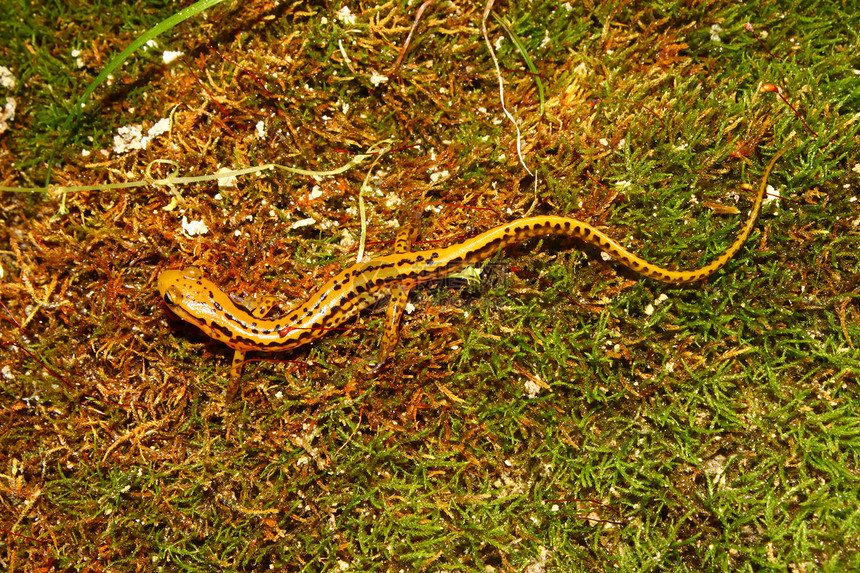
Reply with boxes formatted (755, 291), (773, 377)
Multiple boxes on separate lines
(163, 287), (182, 306)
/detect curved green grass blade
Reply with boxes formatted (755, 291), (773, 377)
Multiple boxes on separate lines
(46, 0), (227, 210)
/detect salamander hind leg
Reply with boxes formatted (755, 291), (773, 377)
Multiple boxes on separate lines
(246, 295), (279, 316)
(225, 350), (246, 402)
(368, 285), (411, 373)
(393, 216), (421, 254)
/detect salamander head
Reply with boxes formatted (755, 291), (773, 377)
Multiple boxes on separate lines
(157, 266), (232, 339)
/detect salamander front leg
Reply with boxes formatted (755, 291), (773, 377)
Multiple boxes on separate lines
(224, 295), (279, 401)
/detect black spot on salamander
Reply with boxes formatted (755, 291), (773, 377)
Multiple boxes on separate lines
(474, 238), (502, 255)
(414, 255), (424, 262)
(554, 222), (562, 230)
(210, 322), (233, 340)
(232, 335), (257, 347)
(429, 252), (440, 260)
(213, 301), (223, 311)
(342, 291), (359, 303)
(332, 283), (342, 291)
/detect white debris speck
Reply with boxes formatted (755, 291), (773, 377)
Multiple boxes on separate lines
(309, 186), (324, 200)
(644, 293), (669, 316)
(255, 120), (266, 139)
(704, 455), (727, 479)
(385, 195), (402, 208)
(0, 66), (17, 89)
(524, 378), (541, 398)
(369, 71), (388, 86)
(405, 302), (415, 314)
(763, 184), (779, 207)
(147, 117), (170, 138)
(335, 6), (356, 25)
(615, 180), (632, 188)
(1, 365), (13, 380)
(162, 51), (184, 64)
(291, 218), (316, 230)
(429, 169), (449, 183)
(599, 138), (609, 146)
(216, 167), (238, 188)
(181, 216), (209, 236)
(113, 124), (147, 153)
(539, 30), (551, 49)
(73, 51), (85, 68)
(341, 101), (350, 115)
(852, 163), (860, 174)
(112, 119), (171, 154)
(710, 24), (723, 43)
(144, 39), (158, 51)
(340, 229), (355, 247)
